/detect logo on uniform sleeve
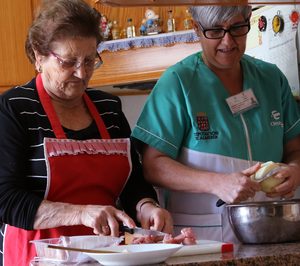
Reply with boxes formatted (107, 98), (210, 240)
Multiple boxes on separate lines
(195, 112), (219, 140)
(270, 110), (283, 128)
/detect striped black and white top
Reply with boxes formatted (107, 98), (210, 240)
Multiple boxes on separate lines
(0, 78), (156, 231)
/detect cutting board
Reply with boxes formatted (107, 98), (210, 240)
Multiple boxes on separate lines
(171, 240), (233, 257)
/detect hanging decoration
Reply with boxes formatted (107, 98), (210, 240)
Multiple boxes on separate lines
(258, 15), (267, 31)
(272, 11), (284, 34)
(289, 10), (300, 26)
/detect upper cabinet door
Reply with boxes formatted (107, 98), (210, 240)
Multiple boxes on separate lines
(97, 0), (298, 6)
(98, 0), (196, 6)
(0, 1), (35, 92)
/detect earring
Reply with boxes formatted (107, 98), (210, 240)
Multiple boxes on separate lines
(38, 65), (42, 73)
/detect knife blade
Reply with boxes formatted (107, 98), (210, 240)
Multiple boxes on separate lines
(120, 225), (167, 237)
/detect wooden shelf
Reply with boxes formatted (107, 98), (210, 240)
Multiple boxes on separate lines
(98, 0), (300, 6)
(89, 41), (201, 87)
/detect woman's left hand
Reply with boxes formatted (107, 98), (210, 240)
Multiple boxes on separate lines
(138, 202), (173, 234)
(266, 163), (300, 198)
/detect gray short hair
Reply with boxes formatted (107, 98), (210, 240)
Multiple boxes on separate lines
(189, 5), (252, 28)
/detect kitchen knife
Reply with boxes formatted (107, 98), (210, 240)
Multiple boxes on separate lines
(216, 166), (283, 207)
(216, 199), (226, 207)
(120, 225), (167, 237)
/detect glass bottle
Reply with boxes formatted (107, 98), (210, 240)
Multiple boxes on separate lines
(126, 18), (136, 38)
(183, 9), (192, 30)
(120, 28), (127, 39)
(111, 20), (120, 40)
(167, 10), (176, 32)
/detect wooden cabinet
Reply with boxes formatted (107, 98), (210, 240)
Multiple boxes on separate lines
(90, 3), (198, 87)
(93, 4), (191, 33)
(0, 1), (39, 93)
(1, 1), (300, 94)
(98, 0), (298, 6)
(0, 1), (197, 93)
(90, 41), (201, 88)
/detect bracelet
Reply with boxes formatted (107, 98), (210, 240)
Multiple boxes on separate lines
(138, 199), (160, 213)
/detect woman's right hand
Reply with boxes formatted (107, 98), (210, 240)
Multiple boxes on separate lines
(80, 205), (136, 236)
(215, 163), (261, 204)
(34, 200), (135, 235)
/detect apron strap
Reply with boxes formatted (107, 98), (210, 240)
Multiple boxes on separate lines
(83, 93), (110, 139)
(36, 74), (111, 139)
(36, 74), (66, 139)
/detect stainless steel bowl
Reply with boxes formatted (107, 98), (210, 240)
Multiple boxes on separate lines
(226, 199), (300, 244)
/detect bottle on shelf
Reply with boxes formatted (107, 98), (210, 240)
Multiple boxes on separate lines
(126, 18), (136, 38)
(120, 28), (127, 39)
(183, 9), (192, 30)
(111, 20), (121, 40)
(167, 10), (176, 32)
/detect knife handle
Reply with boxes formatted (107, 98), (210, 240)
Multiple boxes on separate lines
(119, 224), (134, 234)
(216, 199), (226, 207)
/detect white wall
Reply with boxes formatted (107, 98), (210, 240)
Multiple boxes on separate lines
(95, 85), (149, 129)
(119, 94), (148, 129)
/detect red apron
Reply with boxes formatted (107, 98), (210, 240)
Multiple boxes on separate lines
(3, 74), (132, 266)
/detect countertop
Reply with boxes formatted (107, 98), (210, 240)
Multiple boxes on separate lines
(30, 242), (300, 266)
(164, 242), (300, 265)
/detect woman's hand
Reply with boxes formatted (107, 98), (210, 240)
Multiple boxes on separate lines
(266, 163), (300, 199)
(137, 201), (173, 234)
(80, 205), (136, 236)
(34, 201), (135, 236)
(215, 163), (261, 204)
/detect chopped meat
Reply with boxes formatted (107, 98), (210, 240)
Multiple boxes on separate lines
(163, 227), (197, 245)
(131, 235), (163, 244)
(130, 227), (197, 245)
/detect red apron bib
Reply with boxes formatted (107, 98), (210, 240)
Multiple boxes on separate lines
(3, 74), (132, 266)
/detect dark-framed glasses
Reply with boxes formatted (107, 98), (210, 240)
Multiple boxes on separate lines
(49, 51), (103, 70)
(197, 20), (250, 39)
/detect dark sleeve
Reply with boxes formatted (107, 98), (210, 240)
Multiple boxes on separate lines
(117, 109), (158, 221)
(0, 95), (42, 230)
(120, 143), (158, 221)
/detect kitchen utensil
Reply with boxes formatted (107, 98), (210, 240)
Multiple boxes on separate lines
(216, 164), (283, 207)
(120, 225), (167, 237)
(31, 235), (123, 262)
(227, 199), (300, 244)
(171, 239), (233, 257)
(47, 244), (120, 254)
(216, 199), (226, 207)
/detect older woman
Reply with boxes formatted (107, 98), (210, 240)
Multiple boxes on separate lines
(132, 4), (300, 242)
(0, 0), (173, 265)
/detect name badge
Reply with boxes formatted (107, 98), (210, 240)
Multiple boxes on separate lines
(226, 89), (259, 116)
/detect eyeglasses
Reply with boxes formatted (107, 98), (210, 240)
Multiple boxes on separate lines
(49, 51), (103, 70)
(197, 20), (250, 39)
